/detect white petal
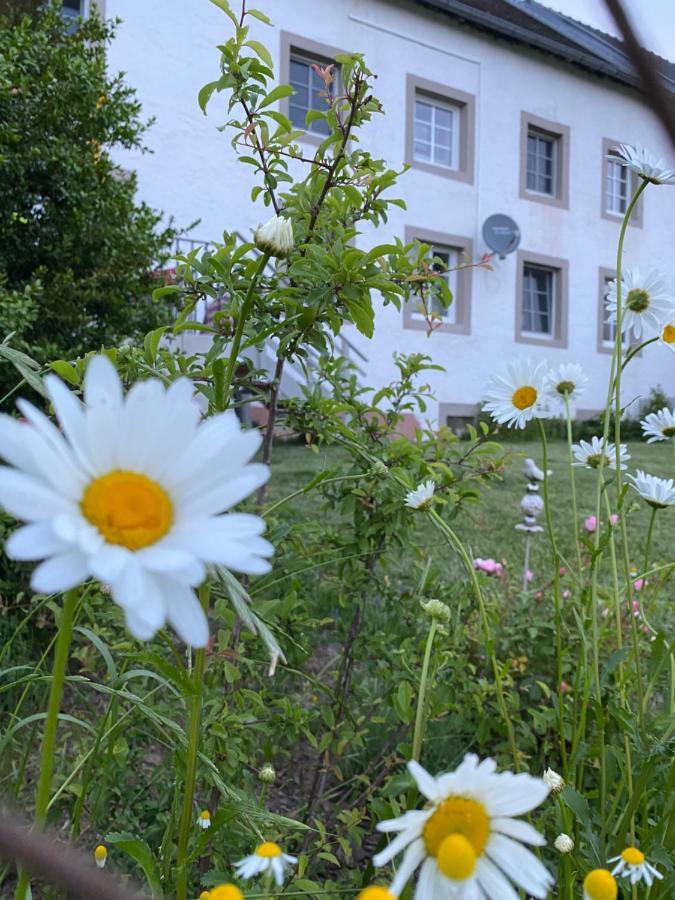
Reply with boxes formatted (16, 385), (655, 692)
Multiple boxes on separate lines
(16, 400), (86, 498)
(408, 760), (441, 800)
(162, 412), (257, 488)
(0, 468), (75, 521)
(390, 839), (426, 895)
(114, 568), (166, 639)
(490, 816), (546, 845)
(377, 810), (431, 834)
(88, 544), (133, 584)
(180, 465), (270, 516)
(44, 374), (94, 474)
(415, 857), (439, 900)
(84, 355), (123, 410)
(5, 522), (69, 560)
(486, 834), (553, 899)
(373, 825), (418, 867)
(0, 415), (42, 477)
(159, 578), (209, 647)
(475, 856), (520, 900)
(116, 378), (166, 470)
(483, 772), (549, 816)
(170, 515), (273, 574)
(30, 551), (89, 593)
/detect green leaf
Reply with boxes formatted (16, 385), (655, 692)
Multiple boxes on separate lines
(245, 39), (273, 68)
(344, 295), (375, 338)
(49, 360), (80, 386)
(246, 8), (272, 24)
(105, 833), (162, 897)
(258, 83), (293, 109)
(143, 327), (167, 365)
(198, 79), (221, 113)
(0, 343), (46, 398)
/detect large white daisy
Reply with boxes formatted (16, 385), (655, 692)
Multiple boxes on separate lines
(544, 363), (588, 405)
(611, 144), (675, 186)
(572, 437), (630, 471)
(641, 407), (675, 443)
(483, 359), (549, 429)
(234, 842), (297, 886)
(0, 355), (272, 646)
(627, 470), (675, 508)
(605, 268), (675, 340)
(373, 756), (553, 899)
(609, 846), (663, 887)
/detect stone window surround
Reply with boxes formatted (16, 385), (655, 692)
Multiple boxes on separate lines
(403, 225), (474, 335)
(279, 31), (344, 146)
(405, 74), (476, 184)
(519, 111), (570, 209)
(515, 249), (569, 349)
(600, 138), (643, 228)
(438, 402), (479, 429)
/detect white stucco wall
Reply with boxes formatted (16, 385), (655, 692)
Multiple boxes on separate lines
(105, 0), (675, 424)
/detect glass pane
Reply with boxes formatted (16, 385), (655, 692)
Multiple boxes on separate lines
(291, 85), (308, 107)
(434, 145), (452, 167)
(289, 104), (308, 128)
(290, 60), (309, 84)
(414, 121), (432, 143)
(415, 100), (432, 122)
(414, 141), (432, 162)
(434, 125), (451, 148)
(435, 107), (453, 129)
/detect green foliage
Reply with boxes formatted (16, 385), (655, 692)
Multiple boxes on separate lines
(0, 2), (177, 389)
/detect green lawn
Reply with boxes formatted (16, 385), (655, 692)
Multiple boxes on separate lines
(267, 439), (675, 580)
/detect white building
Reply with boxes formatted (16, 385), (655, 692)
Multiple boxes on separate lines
(95, 0), (675, 426)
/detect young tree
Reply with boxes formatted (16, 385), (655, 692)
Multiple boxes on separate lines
(0, 2), (176, 380)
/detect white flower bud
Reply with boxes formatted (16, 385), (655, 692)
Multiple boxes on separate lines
(259, 763), (276, 784)
(554, 833), (574, 853)
(422, 598), (451, 625)
(254, 215), (294, 258)
(543, 767), (565, 793)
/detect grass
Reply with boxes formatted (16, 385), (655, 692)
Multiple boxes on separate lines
(267, 437), (675, 584)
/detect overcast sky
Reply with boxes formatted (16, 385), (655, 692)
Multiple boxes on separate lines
(538, 0), (675, 62)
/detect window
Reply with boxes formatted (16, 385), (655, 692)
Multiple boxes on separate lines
(516, 251), (568, 348)
(405, 76), (475, 184)
(61, 0), (83, 19)
(279, 33), (342, 143)
(601, 139), (643, 226)
(597, 267), (637, 353)
(403, 227), (473, 334)
(522, 265), (555, 337)
(288, 53), (331, 136)
(413, 97), (460, 171)
(520, 113), (570, 208)
(526, 130), (556, 195)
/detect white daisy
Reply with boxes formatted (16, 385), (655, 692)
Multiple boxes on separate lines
(572, 437), (630, 471)
(611, 143), (675, 185)
(554, 833), (574, 853)
(659, 320), (675, 352)
(234, 842), (297, 886)
(542, 767), (564, 793)
(609, 847), (663, 887)
(253, 214), (294, 258)
(0, 355), (272, 647)
(94, 845), (107, 869)
(197, 809), (211, 829)
(483, 359), (549, 429)
(373, 755), (553, 899)
(627, 470), (675, 508)
(544, 363), (588, 404)
(583, 868), (618, 900)
(405, 480), (435, 510)
(641, 407), (675, 442)
(605, 268), (675, 340)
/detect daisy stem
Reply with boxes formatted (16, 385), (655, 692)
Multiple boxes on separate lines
(14, 587), (78, 900)
(428, 509), (521, 770)
(537, 420), (567, 776)
(563, 396), (582, 572)
(222, 251), (270, 409)
(176, 581), (210, 900)
(642, 507), (657, 579)
(412, 620), (438, 762)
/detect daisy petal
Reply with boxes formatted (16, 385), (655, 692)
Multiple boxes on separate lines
(31, 551), (90, 593)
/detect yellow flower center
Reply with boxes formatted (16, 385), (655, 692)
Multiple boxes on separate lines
(437, 833), (477, 881)
(621, 847), (645, 865)
(210, 887), (243, 900)
(583, 869), (618, 900)
(423, 797), (489, 858)
(94, 845), (107, 861)
(256, 841), (282, 858)
(556, 380), (575, 396)
(663, 324), (675, 343)
(81, 470), (173, 550)
(626, 287), (650, 313)
(357, 888), (396, 900)
(200, 893), (211, 900)
(199, 810), (211, 820)
(512, 385), (537, 410)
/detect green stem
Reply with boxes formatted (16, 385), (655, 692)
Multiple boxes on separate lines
(563, 396), (583, 572)
(412, 620), (438, 762)
(263, 473), (364, 516)
(175, 582), (210, 900)
(221, 251), (270, 408)
(642, 507), (657, 579)
(14, 588), (78, 900)
(537, 420), (567, 775)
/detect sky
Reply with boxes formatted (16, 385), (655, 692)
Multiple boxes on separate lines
(537, 0), (675, 62)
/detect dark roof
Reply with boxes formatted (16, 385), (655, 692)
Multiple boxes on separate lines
(406, 0), (675, 94)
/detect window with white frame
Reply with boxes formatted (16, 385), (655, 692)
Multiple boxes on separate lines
(526, 129), (557, 195)
(412, 246), (460, 324)
(601, 275), (635, 348)
(605, 152), (629, 216)
(522, 264), (555, 337)
(288, 52), (333, 136)
(413, 95), (460, 171)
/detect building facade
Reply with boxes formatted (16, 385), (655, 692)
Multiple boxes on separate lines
(96, 0), (674, 425)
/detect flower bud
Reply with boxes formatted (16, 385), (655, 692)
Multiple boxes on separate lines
(422, 598), (451, 625)
(254, 215), (294, 258)
(259, 762), (276, 784)
(94, 844), (107, 868)
(555, 833), (574, 853)
(543, 767), (565, 793)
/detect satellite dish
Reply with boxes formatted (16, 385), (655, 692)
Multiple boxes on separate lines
(482, 214), (521, 259)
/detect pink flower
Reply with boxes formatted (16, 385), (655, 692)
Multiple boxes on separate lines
(526, 569), (534, 582)
(473, 558), (504, 576)
(601, 607), (610, 618)
(633, 578), (646, 591)
(609, 514), (619, 525)
(559, 566), (567, 576)
(584, 515), (597, 532)
(560, 681), (571, 694)
(562, 590), (571, 599)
